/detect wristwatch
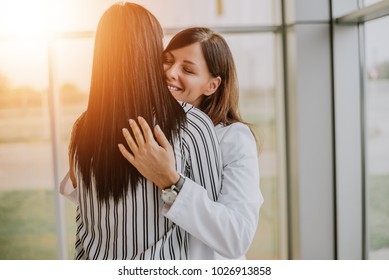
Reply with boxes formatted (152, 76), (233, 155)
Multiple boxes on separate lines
(161, 173), (186, 205)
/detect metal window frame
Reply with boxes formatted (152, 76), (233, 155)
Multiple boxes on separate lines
(336, 0), (389, 23)
(332, 0), (389, 259)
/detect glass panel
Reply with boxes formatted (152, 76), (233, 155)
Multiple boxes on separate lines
(365, 16), (389, 260)
(0, 0), (280, 36)
(0, 0), (282, 260)
(149, 0), (280, 28)
(224, 33), (282, 260)
(0, 40), (58, 259)
(364, 0), (383, 7)
(53, 38), (93, 259)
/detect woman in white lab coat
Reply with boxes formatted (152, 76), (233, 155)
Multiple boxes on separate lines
(119, 27), (264, 259)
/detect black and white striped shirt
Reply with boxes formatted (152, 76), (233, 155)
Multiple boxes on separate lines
(73, 103), (222, 259)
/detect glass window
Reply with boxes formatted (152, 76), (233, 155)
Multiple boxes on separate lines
(365, 16), (389, 260)
(41, 0), (280, 33)
(225, 33), (282, 260)
(0, 40), (59, 259)
(364, 0), (383, 7)
(53, 38), (93, 258)
(150, 0), (280, 28)
(0, 0), (283, 259)
(0, 0), (279, 35)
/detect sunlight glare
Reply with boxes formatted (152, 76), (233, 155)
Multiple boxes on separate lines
(0, 0), (54, 39)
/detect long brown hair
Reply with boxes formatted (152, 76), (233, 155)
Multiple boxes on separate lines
(165, 27), (242, 126)
(69, 2), (185, 202)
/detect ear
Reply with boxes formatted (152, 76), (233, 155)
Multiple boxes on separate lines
(204, 76), (222, 96)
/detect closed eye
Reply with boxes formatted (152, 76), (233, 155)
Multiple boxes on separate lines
(163, 58), (174, 65)
(183, 68), (194, 74)
(163, 52), (174, 65)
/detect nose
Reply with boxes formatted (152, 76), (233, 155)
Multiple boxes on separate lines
(164, 63), (178, 80)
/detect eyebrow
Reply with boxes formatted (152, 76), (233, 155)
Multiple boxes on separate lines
(182, 60), (197, 66)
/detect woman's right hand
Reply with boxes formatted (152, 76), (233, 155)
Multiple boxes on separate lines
(118, 116), (179, 189)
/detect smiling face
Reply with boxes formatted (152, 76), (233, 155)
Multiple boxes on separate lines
(163, 42), (221, 107)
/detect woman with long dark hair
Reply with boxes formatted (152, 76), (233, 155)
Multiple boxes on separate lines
(65, 3), (221, 260)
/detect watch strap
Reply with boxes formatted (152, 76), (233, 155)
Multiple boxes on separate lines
(173, 173), (186, 193)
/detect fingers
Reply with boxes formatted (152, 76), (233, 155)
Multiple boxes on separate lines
(129, 119), (145, 146)
(122, 128), (139, 154)
(154, 125), (173, 152)
(137, 116), (157, 144)
(118, 143), (135, 164)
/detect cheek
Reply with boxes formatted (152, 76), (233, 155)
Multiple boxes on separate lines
(185, 77), (203, 92)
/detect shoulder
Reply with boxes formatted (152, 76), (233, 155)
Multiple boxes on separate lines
(216, 122), (255, 145)
(216, 122), (258, 163)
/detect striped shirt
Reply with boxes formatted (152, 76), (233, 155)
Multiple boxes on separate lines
(73, 102), (222, 260)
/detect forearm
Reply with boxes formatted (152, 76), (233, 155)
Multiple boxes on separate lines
(163, 176), (261, 259)
(164, 122), (263, 258)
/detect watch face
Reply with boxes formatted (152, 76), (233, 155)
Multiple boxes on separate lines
(161, 189), (177, 205)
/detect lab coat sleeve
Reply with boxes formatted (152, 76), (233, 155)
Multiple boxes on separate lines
(59, 172), (78, 205)
(164, 123), (263, 258)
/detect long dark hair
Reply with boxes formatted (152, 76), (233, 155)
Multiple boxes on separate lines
(164, 27), (242, 126)
(69, 2), (185, 203)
